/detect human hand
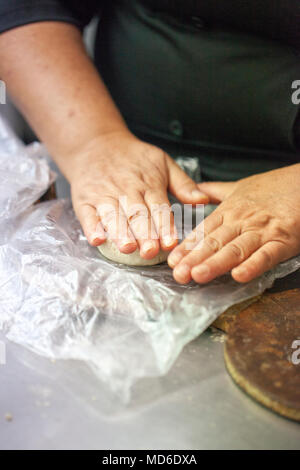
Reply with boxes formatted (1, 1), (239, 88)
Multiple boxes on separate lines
(70, 131), (209, 259)
(168, 164), (300, 284)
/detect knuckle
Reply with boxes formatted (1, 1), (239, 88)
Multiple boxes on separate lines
(97, 204), (119, 226)
(255, 212), (272, 227)
(243, 211), (272, 230)
(213, 212), (224, 227)
(128, 210), (146, 224)
(271, 219), (296, 242)
(205, 236), (221, 253)
(228, 242), (244, 260)
(183, 230), (199, 248)
(193, 227), (204, 244)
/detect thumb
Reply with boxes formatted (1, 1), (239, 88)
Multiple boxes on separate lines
(197, 181), (237, 203)
(167, 156), (209, 205)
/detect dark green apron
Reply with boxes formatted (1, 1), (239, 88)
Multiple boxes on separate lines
(95, 0), (300, 181)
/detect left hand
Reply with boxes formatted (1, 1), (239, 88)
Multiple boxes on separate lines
(168, 164), (300, 284)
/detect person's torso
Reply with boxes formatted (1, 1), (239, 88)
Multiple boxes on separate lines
(95, 0), (300, 173)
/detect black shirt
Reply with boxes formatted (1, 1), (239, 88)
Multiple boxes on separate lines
(0, 0), (299, 180)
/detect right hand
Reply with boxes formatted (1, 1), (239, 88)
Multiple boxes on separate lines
(70, 130), (209, 259)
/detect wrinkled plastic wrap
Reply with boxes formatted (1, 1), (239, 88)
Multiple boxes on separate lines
(0, 116), (55, 222)
(1, 115), (300, 401)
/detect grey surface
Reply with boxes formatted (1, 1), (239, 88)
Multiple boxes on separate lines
(0, 328), (299, 450)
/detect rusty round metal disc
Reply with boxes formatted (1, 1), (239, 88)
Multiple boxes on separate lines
(224, 289), (300, 421)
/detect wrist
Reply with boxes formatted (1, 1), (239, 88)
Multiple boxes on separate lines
(60, 128), (137, 183)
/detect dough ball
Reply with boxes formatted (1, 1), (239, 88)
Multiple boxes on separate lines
(97, 239), (169, 266)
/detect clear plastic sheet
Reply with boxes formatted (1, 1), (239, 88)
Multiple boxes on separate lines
(0, 115), (55, 222)
(1, 115), (300, 401)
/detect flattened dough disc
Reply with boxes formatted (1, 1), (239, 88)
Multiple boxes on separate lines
(98, 239), (169, 266)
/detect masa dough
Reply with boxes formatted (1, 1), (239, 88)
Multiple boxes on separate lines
(98, 239), (169, 266)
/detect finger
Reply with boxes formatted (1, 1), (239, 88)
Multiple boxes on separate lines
(172, 223), (239, 284)
(144, 189), (178, 251)
(119, 193), (160, 259)
(96, 197), (137, 254)
(168, 211), (224, 268)
(74, 203), (106, 246)
(167, 156), (209, 205)
(197, 181), (237, 203)
(231, 241), (290, 283)
(191, 232), (261, 284)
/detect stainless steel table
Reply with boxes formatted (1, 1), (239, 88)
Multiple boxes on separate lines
(0, 323), (299, 450)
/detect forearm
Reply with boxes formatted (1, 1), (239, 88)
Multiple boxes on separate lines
(0, 21), (129, 180)
(295, 112), (300, 149)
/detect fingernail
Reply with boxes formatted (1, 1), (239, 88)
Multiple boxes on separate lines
(193, 264), (210, 278)
(233, 266), (247, 277)
(174, 264), (191, 279)
(120, 239), (136, 250)
(91, 233), (104, 244)
(163, 236), (176, 247)
(168, 252), (183, 267)
(142, 240), (156, 255)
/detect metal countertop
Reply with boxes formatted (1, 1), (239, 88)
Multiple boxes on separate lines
(0, 309), (299, 450)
